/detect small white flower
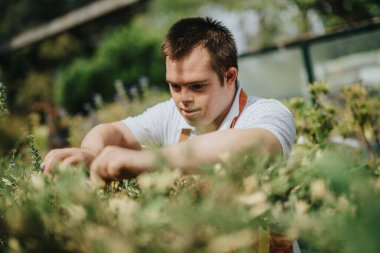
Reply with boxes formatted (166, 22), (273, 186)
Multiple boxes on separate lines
(310, 180), (328, 200)
(30, 173), (45, 190)
(250, 203), (270, 218)
(8, 238), (21, 252)
(108, 197), (140, 232)
(206, 229), (256, 253)
(213, 163), (226, 176)
(242, 175), (258, 194)
(238, 191), (269, 217)
(139, 169), (181, 192)
(66, 204), (87, 224)
(238, 191), (266, 206)
(295, 201), (309, 215)
(1, 178), (12, 186)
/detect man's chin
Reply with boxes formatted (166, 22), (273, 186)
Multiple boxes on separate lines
(182, 116), (205, 128)
(184, 117), (201, 127)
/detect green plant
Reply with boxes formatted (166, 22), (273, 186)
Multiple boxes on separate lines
(1, 83), (380, 253)
(66, 80), (169, 147)
(340, 84), (380, 160)
(56, 22), (166, 114)
(0, 82), (9, 125)
(27, 135), (42, 172)
(286, 81), (336, 145)
(0, 82), (20, 155)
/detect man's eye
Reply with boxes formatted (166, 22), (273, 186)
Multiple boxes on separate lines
(191, 84), (204, 91)
(170, 84), (181, 91)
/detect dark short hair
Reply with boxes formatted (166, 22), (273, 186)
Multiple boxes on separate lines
(162, 17), (238, 84)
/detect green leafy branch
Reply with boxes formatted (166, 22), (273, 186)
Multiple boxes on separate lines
(0, 82), (9, 125)
(340, 84), (380, 167)
(286, 81), (336, 145)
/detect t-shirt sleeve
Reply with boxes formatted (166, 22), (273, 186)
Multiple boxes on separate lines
(234, 99), (296, 155)
(121, 100), (172, 147)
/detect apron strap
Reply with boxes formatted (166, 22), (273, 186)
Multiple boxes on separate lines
(178, 128), (191, 142)
(230, 89), (248, 128)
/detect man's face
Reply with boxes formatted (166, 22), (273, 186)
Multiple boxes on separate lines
(166, 46), (236, 132)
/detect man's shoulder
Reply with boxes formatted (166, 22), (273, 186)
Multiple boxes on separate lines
(245, 96), (291, 115)
(122, 98), (184, 146)
(238, 95), (296, 155)
(238, 95), (295, 129)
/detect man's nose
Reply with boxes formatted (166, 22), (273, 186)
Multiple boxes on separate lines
(179, 89), (193, 103)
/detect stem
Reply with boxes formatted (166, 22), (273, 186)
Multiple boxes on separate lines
(359, 124), (372, 155)
(373, 127), (380, 153)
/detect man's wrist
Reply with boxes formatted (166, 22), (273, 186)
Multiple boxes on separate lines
(138, 150), (159, 172)
(80, 146), (102, 156)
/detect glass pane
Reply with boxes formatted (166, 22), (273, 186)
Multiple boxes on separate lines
(311, 29), (380, 92)
(238, 49), (308, 99)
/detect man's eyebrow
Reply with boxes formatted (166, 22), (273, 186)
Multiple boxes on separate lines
(166, 79), (209, 86)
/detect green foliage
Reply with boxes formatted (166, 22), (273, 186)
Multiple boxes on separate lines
(0, 82), (8, 125)
(286, 82), (336, 144)
(15, 71), (53, 109)
(287, 81), (379, 166)
(0, 140), (379, 252)
(56, 22), (165, 114)
(340, 85), (380, 142)
(27, 135), (42, 172)
(66, 84), (170, 147)
(1, 83), (380, 252)
(310, 0), (380, 28)
(0, 82), (18, 155)
(339, 84), (380, 166)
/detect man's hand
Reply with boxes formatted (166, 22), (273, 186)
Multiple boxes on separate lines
(43, 148), (98, 174)
(90, 146), (156, 183)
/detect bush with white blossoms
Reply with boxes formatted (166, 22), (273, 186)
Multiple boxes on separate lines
(0, 82), (379, 253)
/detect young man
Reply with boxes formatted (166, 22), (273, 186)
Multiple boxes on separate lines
(43, 17), (296, 183)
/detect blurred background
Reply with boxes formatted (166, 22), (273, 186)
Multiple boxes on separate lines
(0, 0), (379, 154)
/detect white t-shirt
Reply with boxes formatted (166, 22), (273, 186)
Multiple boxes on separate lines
(122, 84), (296, 155)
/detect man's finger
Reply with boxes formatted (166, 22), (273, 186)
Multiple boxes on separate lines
(91, 159), (108, 180)
(89, 164), (107, 187)
(43, 148), (74, 174)
(61, 154), (86, 168)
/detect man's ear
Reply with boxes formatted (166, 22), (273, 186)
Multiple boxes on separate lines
(225, 67), (238, 86)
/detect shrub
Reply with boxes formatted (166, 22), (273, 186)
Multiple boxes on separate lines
(0, 82), (9, 125)
(0, 82), (379, 253)
(56, 22), (166, 114)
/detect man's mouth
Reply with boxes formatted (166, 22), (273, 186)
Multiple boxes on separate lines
(181, 108), (200, 117)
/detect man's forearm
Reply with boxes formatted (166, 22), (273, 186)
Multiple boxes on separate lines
(86, 128), (282, 182)
(160, 128), (282, 173)
(81, 122), (140, 154)
(43, 122), (139, 173)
